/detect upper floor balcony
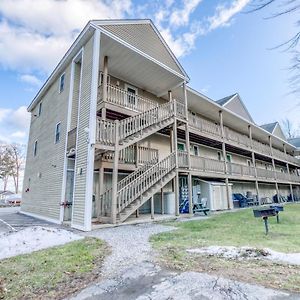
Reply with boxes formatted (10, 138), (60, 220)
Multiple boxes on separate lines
(178, 151), (300, 184)
(188, 112), (300, 167)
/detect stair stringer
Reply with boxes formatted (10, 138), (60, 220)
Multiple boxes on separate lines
(117, 169), (177, 223)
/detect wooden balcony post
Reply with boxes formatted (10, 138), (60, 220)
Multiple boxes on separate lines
(290, 184), (294, 202)
(102, 56), (108, 103)
(175, 172), (179, 216)
(135, 142), (139, 167)
(249, 125), (260, 204)
(183, 83), (193, 215)
(98, 159), (104, 217)
(111, 120), (119, 224)
(219, 110), (230, 209)
(269, 136), (279, 197)
(151, 196), (154, 219)
(160, 187), (165, 214)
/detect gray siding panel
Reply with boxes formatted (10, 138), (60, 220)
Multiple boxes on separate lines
(21, 65), (71, 221)
(72, 36), (94, 228)
(101, 24), (182, 75)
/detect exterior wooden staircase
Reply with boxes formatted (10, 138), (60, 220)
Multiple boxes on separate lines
(95, 100), (186, 152)
(98, 152), (177, 223)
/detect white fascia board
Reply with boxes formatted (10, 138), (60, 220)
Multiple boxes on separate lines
(90, 23), (187, 81)
(186, 86), (297, 151)
(27, 22), (94, 112)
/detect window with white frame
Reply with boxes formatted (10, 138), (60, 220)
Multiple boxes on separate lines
(217, 152), (222, 161)
(38, 102), (42, 116)
(247, 159), (251, 167)
(33, 140), (38, 157)
(124, 84), (138, 106)
(59, 73), (65, 93)
(55, 123), (61, 144)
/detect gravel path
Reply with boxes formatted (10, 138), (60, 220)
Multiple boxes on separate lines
(84, 223), (174, 278)
(70, 222), (300, 300)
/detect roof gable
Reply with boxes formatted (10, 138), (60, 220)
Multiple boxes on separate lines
(260, 122), (277, 133)
(288, 137), (300, 148)
(94, 20), (187, 78)
(216, 94), (254, 123)
(273, 123), (286, 141)
(260, 122), (287, 141)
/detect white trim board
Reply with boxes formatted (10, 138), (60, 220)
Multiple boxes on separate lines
(20, 210), (62, 225)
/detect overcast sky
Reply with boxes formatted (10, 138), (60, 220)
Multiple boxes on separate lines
(0, 0), (299, 145)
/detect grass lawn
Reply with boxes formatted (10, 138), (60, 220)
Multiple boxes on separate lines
(0, 237), (109, 300)
(151, 203), (300, 292)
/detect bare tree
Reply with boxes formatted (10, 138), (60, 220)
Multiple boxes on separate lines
(0, 144), (25, 193)
(248, 0), (300, 94)
(281, 118), (298, 138)
(6, 144), (26, 194)
(0, 145), (14, 191)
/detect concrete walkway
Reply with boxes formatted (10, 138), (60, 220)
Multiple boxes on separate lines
(70, 223), (299, 300)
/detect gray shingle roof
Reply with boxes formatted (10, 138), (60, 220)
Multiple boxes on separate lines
(260, 122), (277, 133)
(216, 94), (237, 106)
(288, 137), (300, 148)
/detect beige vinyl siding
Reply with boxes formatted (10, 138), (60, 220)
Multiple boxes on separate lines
(108, 75), (167, 105)
(231, 182), (257, 195)
(139, 134), (171, 160)
(100, 24), (182, 75)
(273, 125), (286, 141)
(223, 96), (253, 122)
(21, 65), (71, 221)
(72, 35), (95, 228)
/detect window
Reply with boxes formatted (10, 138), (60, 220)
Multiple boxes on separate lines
(247, 160), (251, 167)
(33, 140), (38, 157)
(193, 145), (199, 156)
(59, 73), (65, 93)
(217, 152), (222, 161)
(177, 143), (185, 151)
(125, 84), (138, 106)
(55, 123), (61, 143)
(226, 154), (232, 162)
(38, 102), (42, 116)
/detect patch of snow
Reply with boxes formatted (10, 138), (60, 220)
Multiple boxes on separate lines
(0, 226), (83, 260)
(187, 246), (300, 266)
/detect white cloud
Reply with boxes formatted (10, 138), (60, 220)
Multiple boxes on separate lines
(0, 106), (30, 144)
(170, 0), (203, 27)
(11, 131), (27, 139)
(0, 0), (131, 74)
(0, 0), (251, 75)
(208, 0), (251, 31)
(20, 74), (42, 87)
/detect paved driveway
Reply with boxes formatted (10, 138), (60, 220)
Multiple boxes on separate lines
(0, 207), (52, 234)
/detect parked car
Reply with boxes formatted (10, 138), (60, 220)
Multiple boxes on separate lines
(5, 194), (21, 206)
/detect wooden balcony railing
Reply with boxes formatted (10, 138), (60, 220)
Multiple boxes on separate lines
(188, 113), (221, 138)
(98, 83), (157, 112)
(102, 145), (159, 165)
(227, 162), (256, 177)
(189, 155), (226, 174)
(256, 168), (276, 180)
(224, 127), (252, 148)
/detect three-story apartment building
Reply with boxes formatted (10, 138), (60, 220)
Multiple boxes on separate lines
(21, 20), (300, 231)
